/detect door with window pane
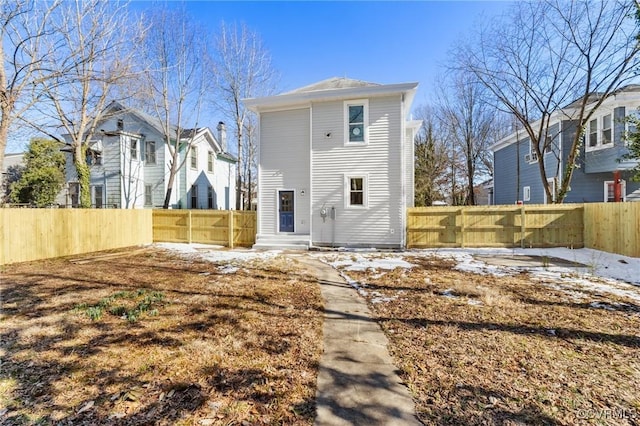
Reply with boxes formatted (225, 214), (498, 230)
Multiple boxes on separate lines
(278, 190), (294, 232)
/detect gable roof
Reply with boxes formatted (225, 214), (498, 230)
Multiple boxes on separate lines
(244, 77), (419, 114)
(100, 101), (234, 157)
(283, 77), (380, 94)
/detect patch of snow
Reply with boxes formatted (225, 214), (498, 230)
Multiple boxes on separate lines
(467, 299), (483, 306)
(154, 243), (282, 263)
(441, 288), (457, 298)
(218, 265), (239, 274)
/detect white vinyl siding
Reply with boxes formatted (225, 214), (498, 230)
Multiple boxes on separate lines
(259, 108), (311, 235)
(312, 95), (403, 246)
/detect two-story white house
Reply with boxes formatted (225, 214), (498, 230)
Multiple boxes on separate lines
(63, 101), (236, 209)
(244, 77), (421, 249)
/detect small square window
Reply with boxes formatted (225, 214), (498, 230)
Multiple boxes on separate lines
(523, 186), (531, 202)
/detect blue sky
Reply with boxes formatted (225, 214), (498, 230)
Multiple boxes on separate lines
(182, 1), (513, 106)
(7, 1), (513, 153)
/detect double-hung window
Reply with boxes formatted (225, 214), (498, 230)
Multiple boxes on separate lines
(345, 175), (367, 208)
(191, 146), (198, 169)
(130, 138), (138, 160)
(588, 119), (598, 148)
(602, 114), (612, 145)
(145, 141), (156, 164)
(207, 151), (214, 173)
(344, 100), (368, 145)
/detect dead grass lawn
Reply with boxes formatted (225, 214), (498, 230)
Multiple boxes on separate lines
(338, 254), (640, 426)
(0, 248), (323, 425)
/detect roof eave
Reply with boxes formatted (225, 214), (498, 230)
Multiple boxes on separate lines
(244, 82), (419, 112)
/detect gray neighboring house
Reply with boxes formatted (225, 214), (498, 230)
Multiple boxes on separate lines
(244, 77), (421, 249)
(63, 101), (237, 209)
(1, 152), (25, 202)
(492, 85), (640, 205)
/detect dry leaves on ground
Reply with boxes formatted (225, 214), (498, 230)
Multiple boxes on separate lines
(0, 248), (323, 425)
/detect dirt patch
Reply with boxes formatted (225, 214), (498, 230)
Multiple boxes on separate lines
(329, 253), (640, 425)
(0, 248), (323, 425)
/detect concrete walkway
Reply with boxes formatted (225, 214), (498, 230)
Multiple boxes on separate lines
(296, 256), (422, 426)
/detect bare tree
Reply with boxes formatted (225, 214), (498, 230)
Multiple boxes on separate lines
(456, 0), (640, 203)
(437, 72), (498, 205)
(212, 21), (277, 210)
(413, 104), (450, 206)
(0, 0), (60, 178)
(34, 0), (141, 207)
(140, 6), (210, 209)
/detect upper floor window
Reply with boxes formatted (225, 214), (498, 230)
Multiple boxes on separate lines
(207, 151), (214, 173)
(130, 138), (138, 160)
(190, 146), (198, 169)
(588, 119), (598, 148)
(344, 100), (368, 145)
(117, 119), (124, 131)
(145, 141), (156, 164)
(586, 112), (614, 151)
(86, 149), (102, 166)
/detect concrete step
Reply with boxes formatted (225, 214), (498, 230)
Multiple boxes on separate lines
(253, 234), (310, 251)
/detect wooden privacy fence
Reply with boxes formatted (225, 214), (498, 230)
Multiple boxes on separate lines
(407, 204), (584, 250)
(583, 202), (640, 258)
(152, 210), (256, 248)
(0, 208), (153, 265)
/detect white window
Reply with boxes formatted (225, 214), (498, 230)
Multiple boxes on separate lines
(588, 119), (598, 148)
(190, 147), (198, 169)
(586, 112), (615, 151)
(604, 180), (626, 202)
(129, 138), (138, 160)
(523, 186), (531, 202)
(144, 184), (153, 206)
(602, 114), (612, 145)
(207, 151), (214, 173)
(344, 100), (368, 145)
(145, 141), (156, 164)
(345, 175), (367, 208)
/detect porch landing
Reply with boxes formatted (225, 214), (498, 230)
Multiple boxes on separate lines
(253, 234), (310, 251)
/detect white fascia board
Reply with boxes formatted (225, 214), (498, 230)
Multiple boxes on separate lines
(406, 120), (422, 131)
(244, 82), (419, 113)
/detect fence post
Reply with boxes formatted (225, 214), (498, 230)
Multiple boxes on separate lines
(228, 210), (234, 248)
(459, 208), (466, 248)
(187, 211), (192, 244)
(520, 206), (526, 249)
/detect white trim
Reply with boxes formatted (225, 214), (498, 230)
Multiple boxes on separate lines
(400, 94), (407, 248)
(244, 82), (418, 113)
(344, 174), (369, 209)
(256, 112), (262, 234)
(309, 105), (313, 241)
(344, 99), (369, 146)
(604, 180), (627, 202)
(276, 188), (296, 233)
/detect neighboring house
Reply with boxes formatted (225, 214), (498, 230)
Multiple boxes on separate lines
(244, 77), (421, 249)
(1, 152), (25, 203)
(491, 85), (640, 205)
(63, 101), (237, 209)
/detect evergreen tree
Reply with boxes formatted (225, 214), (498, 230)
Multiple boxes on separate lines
(10, 138), (65, 207)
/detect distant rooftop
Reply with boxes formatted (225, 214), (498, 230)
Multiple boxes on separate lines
(283, 77), (381, 94)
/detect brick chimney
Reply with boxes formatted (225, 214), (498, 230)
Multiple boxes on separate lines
(217, 122), (227, 152)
